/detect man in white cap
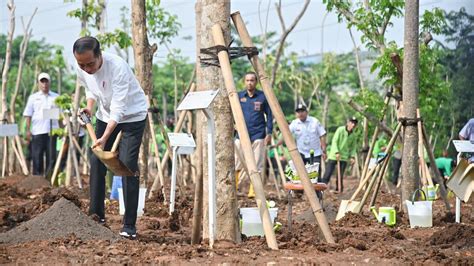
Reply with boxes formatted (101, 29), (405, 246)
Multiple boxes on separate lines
(23, 72), (60, 176)
(289, 104), (327, 165)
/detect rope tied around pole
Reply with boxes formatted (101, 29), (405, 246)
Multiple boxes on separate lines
(398, 116), (421, 126)
(200, 42), (259, 67)
(385, 91), (402, 101)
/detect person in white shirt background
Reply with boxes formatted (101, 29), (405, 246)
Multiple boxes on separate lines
(276, 104), (327, 167)
(23, 73), (60, 176)
(73, 36), (147, 239)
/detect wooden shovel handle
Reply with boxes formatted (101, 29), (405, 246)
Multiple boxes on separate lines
(111, 131), (122, 152)
(85, 123), (98, 143)
(84, 122), (103, 152)
(337, 158), (342, 192)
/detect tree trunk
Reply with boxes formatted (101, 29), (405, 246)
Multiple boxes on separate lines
(191, 1), (204, 244)
(401, 0), (420, 213)
(1, 1), (15, 177)
(1, 0), (15, 123)
(199, 0), (239, 243)
(162, 91), (167, 124)
(321, 93), (329, 128)
(131, 0), (157, 185)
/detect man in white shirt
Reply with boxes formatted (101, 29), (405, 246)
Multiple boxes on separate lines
(459, 118), (474, 163)
(288, 104), (327, 166)
(73, 36), (148, 239)
(23, 73), (59, 176)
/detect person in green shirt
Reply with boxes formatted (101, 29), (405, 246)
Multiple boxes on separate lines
(321, 117), (358, 192)
(372, 135), (387, 157)
(435, 150), (455, 179)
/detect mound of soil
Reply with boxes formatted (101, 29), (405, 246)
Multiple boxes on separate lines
(0, 183), (27, 200)
(429, 223), (474, 248)
(0, 187), (81, 232)
(15, 175), (51, 192)
(42, 187), (81, 208)
(333, 212), (378, 227)
(0, 197), (118, 244)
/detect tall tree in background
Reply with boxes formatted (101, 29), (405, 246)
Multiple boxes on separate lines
(401, 0), (420, 210)
(440, 8), (474, 126)
(198, 0), (239, 243)
(131, 0), (157, 184)
(1, 0), (15, 176)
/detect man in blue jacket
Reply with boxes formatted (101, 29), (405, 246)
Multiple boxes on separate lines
(235, 72), (273, 198)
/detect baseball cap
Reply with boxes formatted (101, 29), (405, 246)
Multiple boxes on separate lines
(295, 104), (307, 112)
(37, 72), (50, 82)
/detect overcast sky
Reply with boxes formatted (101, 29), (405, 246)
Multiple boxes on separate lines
(1, 0), (473, 69)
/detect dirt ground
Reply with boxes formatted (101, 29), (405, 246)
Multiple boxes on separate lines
(0, 174), (473, 264)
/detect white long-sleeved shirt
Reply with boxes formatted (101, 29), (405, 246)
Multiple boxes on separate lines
(23, 91), (60, 135)
(77, 52), (148, 123)
(289, 116), (326, 158)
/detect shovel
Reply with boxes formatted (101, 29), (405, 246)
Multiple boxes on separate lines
(447, 158), (474, 202)
(79, 112), (136, 177)
(335, 161), (379, 220)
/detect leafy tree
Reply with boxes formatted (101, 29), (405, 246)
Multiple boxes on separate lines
(438, 8), (474, 130)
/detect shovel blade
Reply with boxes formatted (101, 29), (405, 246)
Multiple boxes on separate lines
(447, 159), (474, 202)
(336, 200), (360, 221)
(92, 149), (136, 177)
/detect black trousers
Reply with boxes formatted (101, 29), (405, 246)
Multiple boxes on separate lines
(89, 118), (146, 227)
(391, 158), (402, 185)
(31, 133), (57, 176)
(321, 159), (347, 191)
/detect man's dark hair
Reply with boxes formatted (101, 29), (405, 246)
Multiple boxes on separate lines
(244, 71), (258, 80)
(73, 36), (101, 57)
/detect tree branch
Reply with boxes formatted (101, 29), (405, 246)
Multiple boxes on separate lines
(275, 0), (285, 32)
(270, 0), (310, 87)
(347, 99), (394, 137)
(379, 8), (393, 39)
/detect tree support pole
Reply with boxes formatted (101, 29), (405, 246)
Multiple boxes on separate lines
(231, 12), (334, 244)
(421, 122), (451, 212)
(212, 24), (278, 250)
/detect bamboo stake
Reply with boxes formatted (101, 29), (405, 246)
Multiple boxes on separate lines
(368, 151), (392, 208)
(232, 12), (334, 244)
(417, 109), (433, 186)
(50, 136), (67, 185)
(349, 162), (379, 201)
(71, 136), (89, 170)
(212, 24), (278, 250)
(64, 113), (82, 188)
(353, 122), (402, 213)
(267, 154), (282, 199)
(271, 134), (287, 186)
(14, 136), (29, 175)
(9, 137), (26, 174)
(359, 94), (391, 187)
(421, 122), (451, 211)
(148, 96), (167, 201)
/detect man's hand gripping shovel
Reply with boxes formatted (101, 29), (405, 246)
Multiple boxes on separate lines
(79, 111), (136, 177)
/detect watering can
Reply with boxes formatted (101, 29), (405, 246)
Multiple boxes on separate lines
(370, 206), (396, 226)
(423, 184), (440, 201)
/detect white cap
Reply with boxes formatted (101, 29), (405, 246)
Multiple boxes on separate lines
(37, 72), (50, 82)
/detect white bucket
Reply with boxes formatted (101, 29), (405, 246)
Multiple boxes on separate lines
(240, 207), (278, 236)
(405, 200), (433, 228)
(118, 188), (147, 217)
